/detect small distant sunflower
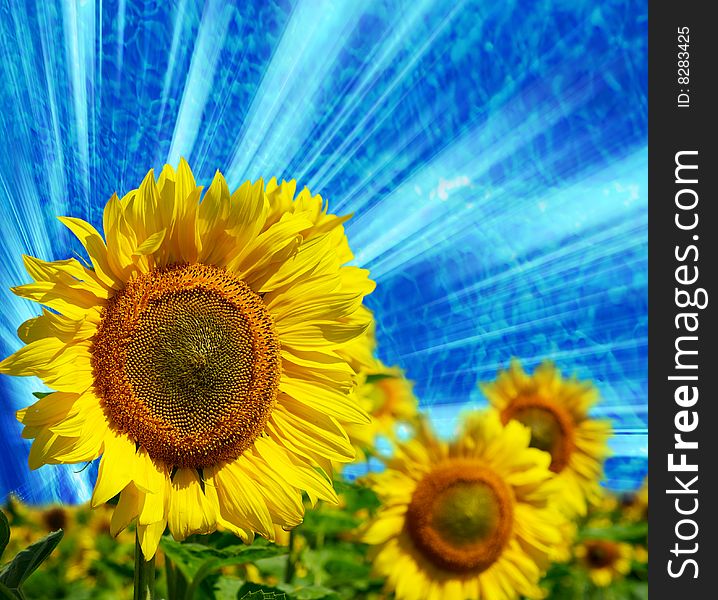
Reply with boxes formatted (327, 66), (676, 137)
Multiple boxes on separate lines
(481, 359), (611, 516)
(343, 362), (418, 458)
(0, 161), (374, 558)
(41, 505), (70, 532)
(623, 476), (648, 522)
(575, 539), (632, 587)
(363, 412), (563, 600)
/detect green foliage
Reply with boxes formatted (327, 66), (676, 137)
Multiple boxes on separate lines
(0, 511), (9, 560)
(161, 536), (288, 600)
(580, 522), (648, 543)
(0, 478), (648, 600)
(0, 581), (19, 600)
(278, 583), (341, 600)
(0, 529), (63, 599)
(237, 582), (288, 599)
(161, 537), (286, 583)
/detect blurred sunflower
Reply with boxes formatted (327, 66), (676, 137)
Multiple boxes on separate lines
(0, 161), (374, 559)
(362, 412), (563, 600)
(480, 359), (611, 516)
(575, 539), (632, 587)
(623, 476), (648, 522)
(343, 363), (418, 459)
(40, 505), (70, 532)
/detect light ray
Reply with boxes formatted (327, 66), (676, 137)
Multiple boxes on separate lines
(0, 0), (648, 501)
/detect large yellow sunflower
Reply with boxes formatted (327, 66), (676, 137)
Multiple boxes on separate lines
(480, 359), (612, 517)
(0, 160), (374, 558)
(362, 412), (563, 600)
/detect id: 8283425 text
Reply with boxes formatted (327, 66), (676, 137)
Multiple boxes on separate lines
(677, 26), (691, 108)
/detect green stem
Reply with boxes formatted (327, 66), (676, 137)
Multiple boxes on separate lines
(134, 530), (156, 600)
(166, 556), (177, 600)
(284, 529), (297, 584)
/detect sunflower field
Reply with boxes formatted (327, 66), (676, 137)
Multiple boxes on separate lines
(0, 166), (647, 599)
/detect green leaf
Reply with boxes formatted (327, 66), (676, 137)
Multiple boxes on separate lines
(0, 510), (9, 560)
(322, 558), (370, 586)
(579, 522), (648, 542)
(0, 529), (63, 593)
(300, 508), (360, 537)
(31, 392), (52, 400)
(212, 575), (245, 598)
(278, 583), (340, 600)
(332, 480), (380, 513)
(159, 537), (287, 600)
(625, 581), (649, 600)
(0, 581), (20, 600)
(237, 582), (288, 599)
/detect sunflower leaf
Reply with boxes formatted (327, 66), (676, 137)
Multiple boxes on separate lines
(159, 537), (287, 599)
(0, 529), (63, 593)
(0, 510), (9, 561)
(277, 583), (340, 599)
(237, 583), (289, 599)
(0, 581), (20, 600)
(31, 392), (52, 400)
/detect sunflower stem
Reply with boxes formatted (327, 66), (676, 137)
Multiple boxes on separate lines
(284, 529), (297, 584)
(166, 556), (177, 600)
(134, 530), (156, 600)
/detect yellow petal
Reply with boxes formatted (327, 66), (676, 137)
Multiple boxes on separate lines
(17, 310), (95, 344)
(168, 468), (216, 540)
(57, 216), (121, 289)
(279, 374), (369, 424)
(103, 193), (137, 279)
(211, 460), (273, 538)
(11, 281), (102, 321)
(22, 255), (108, 299)
(268, 401), (355, 463)
(92, 432), (137, 507)
(277, 320), (370, 351)
(134, 228), (167, 256)
(48, 392), (103, 436)
(16, 391), (82, 427)
(0, 337), (67, 376)
(138, 520), (167, 559)
(253, 437), (337, 504)
(111, 484), (141, 537)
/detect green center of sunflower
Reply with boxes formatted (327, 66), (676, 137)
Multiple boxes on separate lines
(406, 460), (514, 574)
(92, 264), (281, 469)
(502, 395), (575, 473)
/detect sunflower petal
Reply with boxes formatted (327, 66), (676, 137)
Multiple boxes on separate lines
(168, 468), (216, 540)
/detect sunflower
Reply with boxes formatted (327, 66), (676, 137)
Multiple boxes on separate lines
(362, 412), (564, 600)
(0, 160), (374, 559)
(575, 539), (632, 587)
(623, 476), (648, 523)
(480, 359), (611, 517)
(342, 362), (418, 460)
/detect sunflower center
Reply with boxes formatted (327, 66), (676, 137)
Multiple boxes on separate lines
(502, 395), (575, 472)
(584, 540), (620, 569)
(406, 460), (514, 574)
(92, 264), (281, 469)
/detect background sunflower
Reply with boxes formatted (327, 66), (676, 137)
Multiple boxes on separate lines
(481, 359), (612, 517)
(362, 413), (564, 600)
